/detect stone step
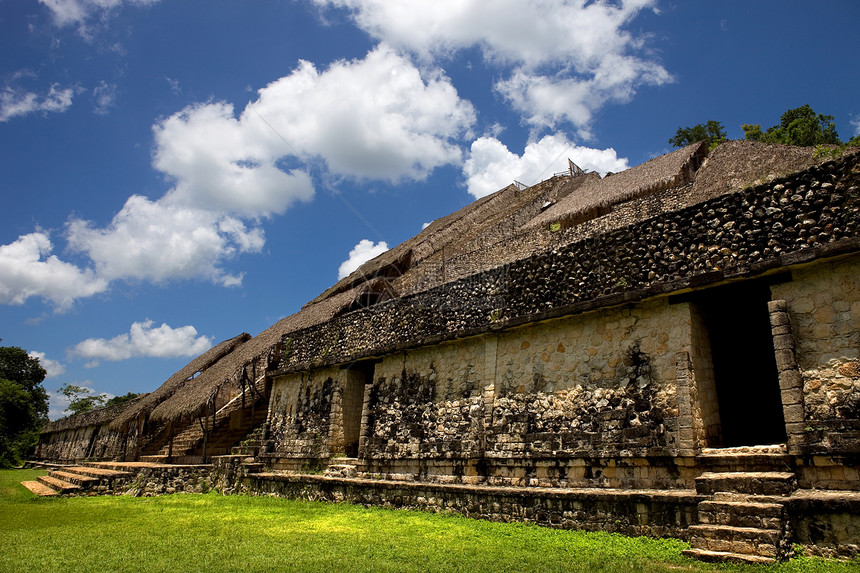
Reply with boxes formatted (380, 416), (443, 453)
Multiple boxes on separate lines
(689, 524), (782, 558)
(50, 470), (99, 487)
(697, 452), (794, 473)
(37, 475), (82, 495)
(139, 455), (170, 463)
(695, 471), (797, 496)
(697, 499), (786, 529)
(21, 480), (58, 496)
(682, 548), (775, 565)
(67, 466), (132, 479)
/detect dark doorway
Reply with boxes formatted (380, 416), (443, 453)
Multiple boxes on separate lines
(695, 280), (787, 447)
(341, 360), (376, 457)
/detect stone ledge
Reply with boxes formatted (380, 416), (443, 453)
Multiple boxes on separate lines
(247, 472), (702, 503)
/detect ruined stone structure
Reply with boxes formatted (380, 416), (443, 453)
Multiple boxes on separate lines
(32, 141), (860, 563)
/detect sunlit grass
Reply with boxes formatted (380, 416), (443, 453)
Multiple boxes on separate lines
(0, 469), (856, 572)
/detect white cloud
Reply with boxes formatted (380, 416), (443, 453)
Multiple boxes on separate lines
(496, 56), (670, 136)
(92, 80), (117, 114)
(152, 101), (316, 217)
(314, 0), (669, 134)
(66, 196), (264, 287)
(851, 115), (860, 137)
(338, 239), (389, 279)
(463, 133), (629, 199)
(247, 44), (475, 181)
(28, 351), (66, 378)
(0, 232), (108, 310)
(38, 0), (161, 28)
(0, 83), (75, 122)
(69, 319), (213, 364)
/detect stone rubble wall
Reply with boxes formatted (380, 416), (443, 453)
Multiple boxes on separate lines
(266, 367), (340, 464)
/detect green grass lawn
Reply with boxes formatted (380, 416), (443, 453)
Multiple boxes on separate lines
(1, 469), (857, 573)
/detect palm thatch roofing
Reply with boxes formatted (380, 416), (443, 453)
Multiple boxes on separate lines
(42, 393), (148, 434)
(137, 140), (842, 426)
(107, 333), (251, 431)
(148, 286), (361, 423)
(526, 142), (708, 230)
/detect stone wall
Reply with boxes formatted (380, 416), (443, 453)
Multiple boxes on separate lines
(267, 366), (341, 465)
(37, 422), (127, 462)
(269, 297), (711, 488)
(772, 256), (860, 456)
(489, 300), (684, 461)
(363, 336), (488, 462)
(242, 472), (700, 540)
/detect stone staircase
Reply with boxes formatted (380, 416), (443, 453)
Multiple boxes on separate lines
(140, 394), (268, 464)
(683, 446), (797, 564)
(231, 423), (271, 457)
(22, 465), (133, 497)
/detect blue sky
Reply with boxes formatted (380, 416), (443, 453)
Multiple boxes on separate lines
(1, 0), (858, 419)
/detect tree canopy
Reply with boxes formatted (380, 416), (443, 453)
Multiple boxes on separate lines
(742, 104), (841, 146)
(0, 347), (48, 467)
(105, 392), (141, 408)
(59, 383), (107, 415)
(669, 120), (726, 150)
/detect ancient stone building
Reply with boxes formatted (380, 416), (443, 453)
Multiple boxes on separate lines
(34, 141), (860, 563)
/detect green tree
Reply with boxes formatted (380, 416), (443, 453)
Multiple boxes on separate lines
(59, 383), (107, 415)
(668, 120), (727, 150)
(743, 104), (841, 146)
(104, 392), (141, 407)
(0, 347), (48, 467)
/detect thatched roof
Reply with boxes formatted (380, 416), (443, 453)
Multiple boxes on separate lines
(148, 286), (360, 423)
(685, 139), (830, 204)
(526, 142), (707, 230)
(42, 394), (148, 434)
(108, 333), (251, 431)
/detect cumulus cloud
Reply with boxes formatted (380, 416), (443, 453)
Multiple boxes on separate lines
(463, 133), (629, 199)
(0, 232), (108, 309)
(496, 56), (671, 136)
(247, 44), (475, 181)
(338, 239), (389, 279)
(28, 351), (66, 378)
(314, 0), (669, 134)
(67, 196), (266, 287)
(69, 319), (213, 364)
(0, 83), (75, 122)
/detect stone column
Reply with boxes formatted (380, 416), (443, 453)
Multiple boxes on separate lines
(675, 351), (697, 456)
(357, 381), (374, 459)
(768, 299), (806, 454)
